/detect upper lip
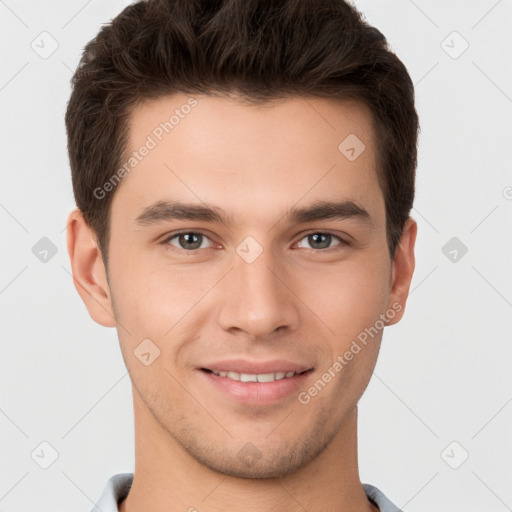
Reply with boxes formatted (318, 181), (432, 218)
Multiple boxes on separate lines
(200, 359), (313, 375)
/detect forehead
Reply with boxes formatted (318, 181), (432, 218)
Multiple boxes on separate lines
(111, 93), (383, 228)
(127, 93), (377, 160)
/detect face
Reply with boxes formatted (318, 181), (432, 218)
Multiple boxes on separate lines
(68, 93), (416, 479)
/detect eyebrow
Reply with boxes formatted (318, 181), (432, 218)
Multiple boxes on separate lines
(134, 199), (372, 227)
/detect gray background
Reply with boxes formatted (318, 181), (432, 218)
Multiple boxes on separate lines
(1, 1), (511, 511)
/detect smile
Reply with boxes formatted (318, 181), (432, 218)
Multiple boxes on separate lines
(206, 369), (302, 382)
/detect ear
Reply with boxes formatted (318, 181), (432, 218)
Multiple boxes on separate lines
(385, 217), (417, 326)
(66, 208), (116, 327)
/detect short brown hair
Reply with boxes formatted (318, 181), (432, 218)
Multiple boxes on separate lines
(65, 0), (419, 270)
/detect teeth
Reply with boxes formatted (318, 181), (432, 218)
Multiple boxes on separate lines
(210, 370), (298, 382)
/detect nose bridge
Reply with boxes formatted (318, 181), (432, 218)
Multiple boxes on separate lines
(217, 235), (299, 338)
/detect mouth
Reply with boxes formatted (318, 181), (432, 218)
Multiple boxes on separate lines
(200, 368), (311, 382)
(199, 367), (314, 405)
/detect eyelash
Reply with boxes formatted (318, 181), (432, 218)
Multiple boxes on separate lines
(161, 230), (349, 253)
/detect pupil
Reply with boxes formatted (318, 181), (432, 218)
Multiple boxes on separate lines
(181, 233), (201, 250)
(177, 233), (331, 250)
(310, 233), (330, 249)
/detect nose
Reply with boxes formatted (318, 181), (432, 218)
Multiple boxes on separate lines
(216, 243), (300, 340)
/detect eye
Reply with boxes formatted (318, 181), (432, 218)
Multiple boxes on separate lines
(163, 232), (213, 251)
(295, 232), (345, 251)
(161, 230), (348, 253)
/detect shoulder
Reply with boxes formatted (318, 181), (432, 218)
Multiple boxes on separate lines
(362, 483), (404, 512)
(90, 473), (134, 512)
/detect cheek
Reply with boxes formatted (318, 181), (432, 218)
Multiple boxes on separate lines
(292, 262), (388, 417)
(297, 259), (389, 400)
(107, 256), (207, 393)
(108, 250), (219, 343)
(302, 257), (390, 341)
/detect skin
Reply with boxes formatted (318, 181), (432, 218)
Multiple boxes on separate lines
(67, 93), (416, 512)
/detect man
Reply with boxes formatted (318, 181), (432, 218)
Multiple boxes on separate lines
(65, 1), (418, 511)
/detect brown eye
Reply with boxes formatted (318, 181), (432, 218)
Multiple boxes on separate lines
(165, 232), (212, 251)
(296, 232), (344, 250)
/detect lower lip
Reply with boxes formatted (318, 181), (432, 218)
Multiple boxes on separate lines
(200, 369), (313, 405)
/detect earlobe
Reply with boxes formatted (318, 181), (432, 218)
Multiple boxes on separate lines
(386, 217), (417, 326)
(66, 208), (117, 328)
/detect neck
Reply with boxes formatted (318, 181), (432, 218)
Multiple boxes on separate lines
(119, 388), (378, 512)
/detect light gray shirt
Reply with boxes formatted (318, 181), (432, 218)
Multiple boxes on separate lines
(90, 473), (403, 512)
